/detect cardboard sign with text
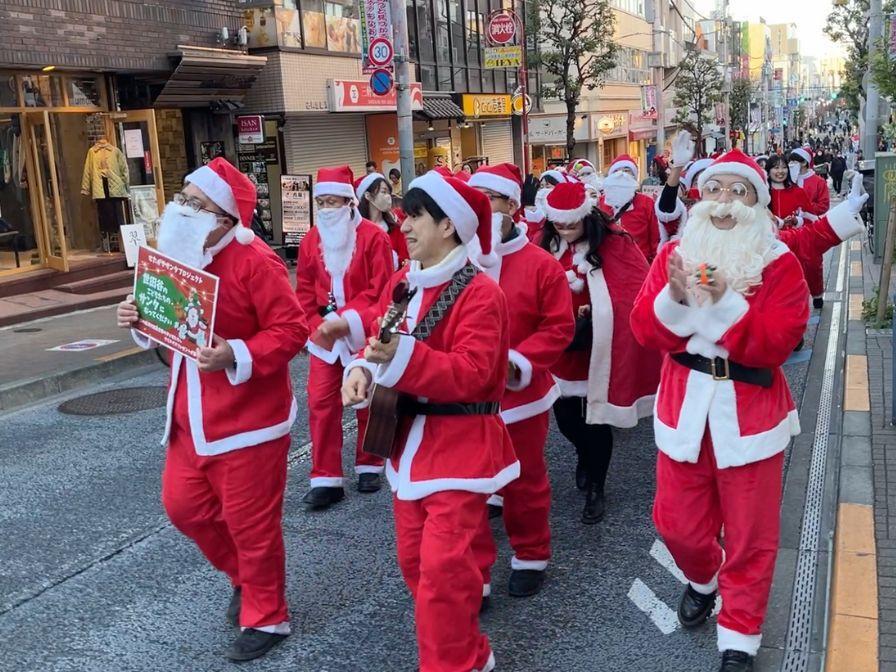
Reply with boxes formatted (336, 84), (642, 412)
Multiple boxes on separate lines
(132, 246), (219, 361)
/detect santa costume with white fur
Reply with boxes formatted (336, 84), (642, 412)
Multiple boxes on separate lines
(598, 170), (662, 262)
(630, 149), (810, 658)
(789, 147), (832, 300)
(467, 162), (575, 592)
(132, 157), (309, 634)
(295, 165), (393, 491)
(345, 171), (518, 672)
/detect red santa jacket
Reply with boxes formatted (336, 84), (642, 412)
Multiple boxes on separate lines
(549, 232), (661, 427)
(479, 226), (574, 424)
(769, 184), (812, 221)
(385, 210), (410, 269)
(348, 245), (519, 501)
(630, 241), (809, 468)
(796, 172), (830, 216)
(519, 206), (546, 244)
(134, 231), (309, 456)
(598, 192), (660, 262)
(295, 214), (393, 365)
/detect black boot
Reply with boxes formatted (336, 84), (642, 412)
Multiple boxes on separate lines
(677, 584), (717, 628)
(718, 650), (754, 672)
(508, 569), (546, 597)
(357, 473), (381, 493)
(813, 297), (824, 310)
(224, 628), (288, 661)
(581, 484), (605, 525)
(302, 486), (344, 510)
(487, 503), (503, 519)
(226, 587), (241, 627)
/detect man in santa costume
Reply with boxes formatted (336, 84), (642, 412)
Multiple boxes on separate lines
(568, 157), (602, 192)
(599, 169), (662, 262)
(116, 157), (308, 661)
(606, 153), (640, 180)
(295, 165), (393, 510)
(342, 171), (518, 672)
(466, 163), (574, 599)
(630, 149), (866, 672)
(788, 147), (831, 308)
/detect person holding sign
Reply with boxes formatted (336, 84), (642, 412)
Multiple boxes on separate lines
(116, 157), (308, 662)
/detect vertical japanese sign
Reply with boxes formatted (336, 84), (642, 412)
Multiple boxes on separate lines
(640, 85), (658, 119)
(132, 247), (220, 361)
(281, 175), (312, 246)
(359, 0), (393, 74)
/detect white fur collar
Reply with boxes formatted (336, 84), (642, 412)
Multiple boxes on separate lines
(494, 225), (528, 258)
(407, 244), (467, 289)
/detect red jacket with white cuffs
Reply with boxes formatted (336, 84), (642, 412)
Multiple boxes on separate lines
(599, 192), (661, 262)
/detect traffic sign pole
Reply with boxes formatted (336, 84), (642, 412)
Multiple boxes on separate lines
(389, 0), (415, 191)
(518, 14), (530, 174)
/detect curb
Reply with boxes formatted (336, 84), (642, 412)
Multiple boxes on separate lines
(0, 348), (161, 414)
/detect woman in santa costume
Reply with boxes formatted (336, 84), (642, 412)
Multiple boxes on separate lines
(116, 158), (308, 661)
(767, 154), (812, 227)
(522, 169), (569, 243)
(342, 171), (518, 672)
(630, 149), (866, 672)
(598, 169), (662, 262)
(788, 147), (831, 308)
(295, 165), (394, 510)
(355, 171), (410, 269)
(540, 180), (661, 524)
(466, 162), (574, 600)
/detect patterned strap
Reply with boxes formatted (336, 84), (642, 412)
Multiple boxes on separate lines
(411, 263), (478, 342)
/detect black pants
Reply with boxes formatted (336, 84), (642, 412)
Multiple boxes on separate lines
(553, 396), (613, 492)
(831, 172), (843, 194)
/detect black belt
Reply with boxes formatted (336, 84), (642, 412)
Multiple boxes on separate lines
(399, 399), (501, 416)
(671, 352), (773, 388)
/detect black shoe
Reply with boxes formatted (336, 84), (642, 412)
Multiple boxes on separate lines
(357, 473), (381, 493)
(226, 587), (241, 627)
(224, 628), (288, 661)
(480, 595), (491, 614)
(719, 650), (754, 672)
(508, 569), (545, 597)
(575, 459), (587, 491)
(487, 503), (503, 519)
(677, 584), (717, 628)
(813, 297), (824, 310)
(302, 486), (345, 510)
(582, 486), (605, 525)
(793, 337), (804, 352)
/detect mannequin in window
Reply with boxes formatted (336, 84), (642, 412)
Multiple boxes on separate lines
(81, 136), (130, 244)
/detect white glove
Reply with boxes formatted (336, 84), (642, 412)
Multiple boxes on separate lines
(846, 172), (869, 215)
(670, 130), (695, 167)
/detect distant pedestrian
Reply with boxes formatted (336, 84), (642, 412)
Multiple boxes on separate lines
(830, 152), (847, 194)
(365, 160), (377, 174)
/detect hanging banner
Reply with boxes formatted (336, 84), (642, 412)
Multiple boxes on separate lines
(359, 0), (393, 74)
(132, 247), (220, 361)
(281, 175), (313, 247)
(639, 85), (658, 119)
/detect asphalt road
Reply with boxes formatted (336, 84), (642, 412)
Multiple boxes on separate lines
(0, 327), (816, 672)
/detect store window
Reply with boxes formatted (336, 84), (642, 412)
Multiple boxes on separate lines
(323, 0), (362, 52)
(610, 0), (645, 16)
(415, 0), (435, 63)
(0, 74), (17, 107)
(435, 0), (451, 65)
(21, 75), (65, 108)
(466, 8), (482, 65)
(420, 64), (437, 90)
(301, 0), (328, 48)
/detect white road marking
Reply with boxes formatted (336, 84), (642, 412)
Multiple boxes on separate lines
(649, 539), (686, 585)
(627, 578), (680, 635)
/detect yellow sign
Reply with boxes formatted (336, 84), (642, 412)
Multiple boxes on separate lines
(484, 45), (522, 69)
(462, 94), (512, 118)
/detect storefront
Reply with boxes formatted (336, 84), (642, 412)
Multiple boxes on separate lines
(0, 71), (165, 276)
(628, 112), (658, 179)
(527, 114), (592, 174)
(460, 94), (514, 168)
(595, 112), (629, 172)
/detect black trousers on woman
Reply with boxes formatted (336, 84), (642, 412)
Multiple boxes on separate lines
(553, 396), (613, 492)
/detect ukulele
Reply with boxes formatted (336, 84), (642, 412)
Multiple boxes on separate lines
(361, 280), (417, 459)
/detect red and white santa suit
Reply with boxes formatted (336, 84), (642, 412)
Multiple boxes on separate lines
(466, 163), (575, 588)
(599, 170), (661, 262)
(133, 158), (309, 633)
(654, 157), (713, 244)
(630, 150), (810, 656)
(790, 148), (832, 299)
(295, 166), (393, 489)
(355, 172), (410, 270)
(346, 172), (517, 672)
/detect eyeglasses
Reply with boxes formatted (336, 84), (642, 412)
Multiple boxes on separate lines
(173, 192), (230, 219)
(484, 192), (509, 202)
(701, 180), (754, 202)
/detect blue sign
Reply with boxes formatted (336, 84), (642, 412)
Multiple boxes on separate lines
(370, 69), (393, 96)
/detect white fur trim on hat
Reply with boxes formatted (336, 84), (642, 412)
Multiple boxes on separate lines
(468, 172), (521, 205)
(540, 169), (567, 185)
(234, 225), (255, 244)
(608, 160), (638, 177)
(314, 181), (356, 200)
(185, 165), (240, 221)
(408, 171), (478, 243)
(790, 148), (811, 165)
(545, 199), (593, 225)
(697, 163), (771, 206)
(355, 172), (386, 201)
(681, 158), (713, 190)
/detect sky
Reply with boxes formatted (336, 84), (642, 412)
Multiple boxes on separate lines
(692, 0), (845, 60)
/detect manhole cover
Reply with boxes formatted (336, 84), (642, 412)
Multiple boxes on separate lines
(12, 327), (42, 333)
(58, 386), (167, 416)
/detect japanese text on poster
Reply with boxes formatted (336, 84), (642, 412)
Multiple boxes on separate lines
(281, 175), (312, 246)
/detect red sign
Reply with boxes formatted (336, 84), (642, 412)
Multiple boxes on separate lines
(368, 36), (394, 67)
(329, 80), (423, 112)
(237, 115), (264, 144)
(487, 11), (517, 45)
(132, 246), (220, 361)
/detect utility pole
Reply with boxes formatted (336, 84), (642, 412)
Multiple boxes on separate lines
(863, 0), (883, 159)
(390, 0), (415, 186)
(652, 0), (665, 152)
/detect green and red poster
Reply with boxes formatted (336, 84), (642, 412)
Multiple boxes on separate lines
(132, 246), (220, 361)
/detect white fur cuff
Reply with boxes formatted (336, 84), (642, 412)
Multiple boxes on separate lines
(225, 338), (253, 386)
(716, 625), (761, 656)
(825, 202), (864, 241)
(694, 287), (749, 343)
(506, 349), (533, 391)
(656, 197), (686, 224)
(654, 286), (696, 337)
(341, 309), (367, 353)
(374, 334), (415, 389)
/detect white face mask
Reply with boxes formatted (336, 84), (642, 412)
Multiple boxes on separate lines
(157, 202), (219, 270)
(370, 192), (392, 213)
(788, 162), (802, 182)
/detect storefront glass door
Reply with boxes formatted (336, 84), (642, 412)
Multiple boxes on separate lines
(25, 111), (67, 271)
(112, 110), (165, 239)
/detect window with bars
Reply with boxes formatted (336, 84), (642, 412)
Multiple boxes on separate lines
(607, 47), (651, 85)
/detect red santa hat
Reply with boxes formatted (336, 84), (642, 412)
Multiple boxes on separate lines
(697, 148), (771, 206)
(314, 165), (356, 201)
(544, 180), (592, 225)
(607, 154), (639, 178)
(468, 162), (522, 204)
(567, 158), (596, 175)
(184, 157), (257, 245)
(680, 158), (713, 190)
(452, 169), (471, 183)
(432, 165), (454, 178)
(408, 171), (497, 267)
(790, 147), (813, 167)
(354, 172), (387, 201)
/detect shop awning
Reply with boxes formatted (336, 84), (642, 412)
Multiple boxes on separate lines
(154, 46), (267, 109)
(418, 94), (465, 120)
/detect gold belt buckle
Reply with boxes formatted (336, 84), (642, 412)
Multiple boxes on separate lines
(711, 357), (730, 381)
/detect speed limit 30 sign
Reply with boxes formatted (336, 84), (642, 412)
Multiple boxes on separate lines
(368, 37), (394, 68)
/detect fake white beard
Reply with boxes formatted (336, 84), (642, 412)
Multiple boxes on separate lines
(316, 206), (357, 277)
(580, 172), (603, 192)
(603, 183), (636, 209)
(156, 203), (218, 270)
(677, 199), (778, 295)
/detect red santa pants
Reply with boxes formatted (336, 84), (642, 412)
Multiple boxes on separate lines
(161, 420), (289, 630)
(801, 256), (825, 299)
(653, 432), (783, 654)
(393, 491), (493, 672)
(472, 412), (552, 586)
(307, 355), (380, 487)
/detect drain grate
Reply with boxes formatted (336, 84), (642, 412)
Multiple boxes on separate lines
(58, 386), (167, 416)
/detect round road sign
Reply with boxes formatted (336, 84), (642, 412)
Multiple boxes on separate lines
(370, 69), (394, 96)
(487, 11), (517, 45)
(368, 37), (394, 67)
